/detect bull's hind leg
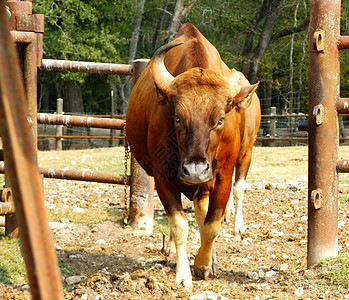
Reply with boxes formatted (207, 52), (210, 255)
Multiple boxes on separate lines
(223, 187), (234, 224)
(233, 179), (247, 235)
(232, 148), (252, 236)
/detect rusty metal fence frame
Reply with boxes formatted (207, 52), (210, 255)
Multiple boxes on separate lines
(0, 1), (154, 299)
(0, 1), (64, 298)
(305, 0), (349, 267)
(3, 0), (349, 298)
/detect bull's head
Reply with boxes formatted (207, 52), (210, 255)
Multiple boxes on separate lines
(151, 41), (258, 184)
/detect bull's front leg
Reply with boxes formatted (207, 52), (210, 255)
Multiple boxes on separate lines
(155, 178), (192, 290)
(167, 211), (192, 288)
(193, 193), (218, 279)
(193, 193), (229, 279)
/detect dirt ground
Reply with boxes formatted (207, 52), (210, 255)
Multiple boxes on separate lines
(1, 178), (349, 299)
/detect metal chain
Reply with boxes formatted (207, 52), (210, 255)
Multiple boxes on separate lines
(123, 121), (130, 227)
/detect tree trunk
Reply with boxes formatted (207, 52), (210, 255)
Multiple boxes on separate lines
(166, 0), (200, 43)
(117, 0), (146, 119)
(65, 82), (86, 149)
(242, 0), (282, 84)
(128, 0), (146, 64)
(152, 0), (169, 50)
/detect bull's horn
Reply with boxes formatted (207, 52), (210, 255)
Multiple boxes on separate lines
(151, 41), (184, 94)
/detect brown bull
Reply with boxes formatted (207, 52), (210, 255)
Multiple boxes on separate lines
(126, 23), (261, 289)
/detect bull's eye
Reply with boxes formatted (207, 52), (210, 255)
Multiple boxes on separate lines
(217, 117), (225, 126)
(174, 115), (181, 125)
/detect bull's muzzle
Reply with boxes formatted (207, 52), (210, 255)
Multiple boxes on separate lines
(179, 161), (212, 184)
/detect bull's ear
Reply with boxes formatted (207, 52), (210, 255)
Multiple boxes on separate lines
(155, 85), (167, 104)
(234, 81), (259, 111)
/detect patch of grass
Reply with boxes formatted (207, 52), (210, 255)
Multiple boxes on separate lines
(339, 194), (349, 206)
(49, 207), (123, 224)
(38, 147), (129, 175)
(154, 213), (169, 236)
(153, 213), (198, 237)
(316, 255), (349, 289)
(0, 229), (27, 286)
(59, 260), (74, 277)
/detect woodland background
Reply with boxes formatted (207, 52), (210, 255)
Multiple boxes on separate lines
(32, 0), (349, 146)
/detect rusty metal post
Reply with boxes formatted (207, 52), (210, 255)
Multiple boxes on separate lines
(39, 59), (132, 75)
(3, 187), (18, 236)
(5, 0), (43, 237)
(37, 113), (125, 129)
(56, 98), (63, 151)
(0, 2), (64, 298)
(269, 106), (276, 147)
(307, 0), (340, 267)
(129, 59), (154, 234)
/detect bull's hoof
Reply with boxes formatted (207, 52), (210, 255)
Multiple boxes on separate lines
(193, 264), (211, 280)
(175, 276), (193, 291)
(222, 216), (230, 225)
(211, 262), (217, 276)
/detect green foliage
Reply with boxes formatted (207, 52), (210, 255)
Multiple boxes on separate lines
(33, 0), (135, 113)
(32, 0), (317, 115)
(58, 260), (74, 277)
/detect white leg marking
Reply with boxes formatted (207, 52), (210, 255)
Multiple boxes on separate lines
(194, 194), (209, 242)
(165, 231), (176, 255)
(233, 179), (247, 236)
(168, 213), (192, 290)
(224, 186), (235, 223)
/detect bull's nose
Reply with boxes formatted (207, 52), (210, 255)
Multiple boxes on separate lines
(179, 162), (211, 184)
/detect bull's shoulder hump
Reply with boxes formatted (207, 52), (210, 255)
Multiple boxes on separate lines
(174, 23), (205, 41)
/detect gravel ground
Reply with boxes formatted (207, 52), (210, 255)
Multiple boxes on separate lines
(1, 179), (349, 299)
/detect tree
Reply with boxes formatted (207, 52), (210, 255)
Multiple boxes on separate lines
(166, 0), (200, 42)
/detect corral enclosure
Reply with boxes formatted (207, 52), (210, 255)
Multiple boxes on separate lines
(1, 146), (349, 299)
(36, 113), (349, 150)
(1, 0), (349, 298)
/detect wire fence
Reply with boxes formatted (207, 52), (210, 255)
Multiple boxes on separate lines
(37, 108), (349, 150)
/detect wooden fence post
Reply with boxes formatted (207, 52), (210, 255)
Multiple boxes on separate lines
(129, 59), (154, 234)
(55, 98), (63, 151)
(269, 106), (276, 147)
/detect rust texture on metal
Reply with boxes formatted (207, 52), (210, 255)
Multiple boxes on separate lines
(37, 113), (125, 129)
(128, 59), (155, 234)
(0, 162), (130, 185)
(0, 1), (64, 299)
(39, 167), (129, 185)
(7, 1), (32, 18)
(0, 188), (15, 215)
(298, 119), (309, 132)
(23, 26), (39, 151)
(308, 0), (340, 267)
(311, 188), (323, 210)
(337, 35), (349, 50)
(10, 30), (35, 43)
(39, 59), (133, 75)
(313, 30), (325, 52)
(1, 187), (12, 202)
(313, 104), (324, 125)
(0, 201), (15, 215)
(336, 159), (349, 172)
(38, 134), (125, 140)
